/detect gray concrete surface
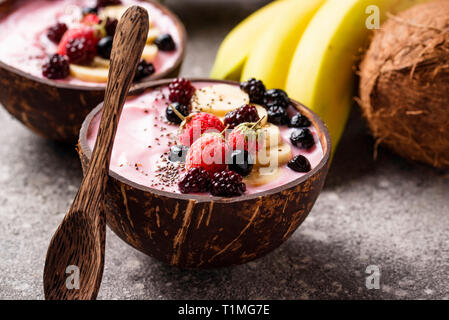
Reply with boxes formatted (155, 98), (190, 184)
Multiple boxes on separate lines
(1, 0), (448, 300)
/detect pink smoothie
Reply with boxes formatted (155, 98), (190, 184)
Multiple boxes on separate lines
(0, 0), (181, 86)
(86, 83), (324, 196)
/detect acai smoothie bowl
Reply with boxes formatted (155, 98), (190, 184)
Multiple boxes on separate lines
(0, 0), (186, 142)
(79, 78), (331, 268)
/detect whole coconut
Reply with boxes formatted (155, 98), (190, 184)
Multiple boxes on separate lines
(359, 0), (449, 168)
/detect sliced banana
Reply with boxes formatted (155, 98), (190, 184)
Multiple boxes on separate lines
(147, 28), (160, 44)
(70, 64), (109, 83)
(92, 57), (110, 68)
(254, 104), (268, 126)
(191, 84), (249, 117)
(259, 123), (281, 148)
(142, 44), (158, 62)
(244, 166), (281, 187)
(255, 143), (292, 167)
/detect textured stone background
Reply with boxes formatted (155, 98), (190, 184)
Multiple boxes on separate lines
(1, 0), (448, 300)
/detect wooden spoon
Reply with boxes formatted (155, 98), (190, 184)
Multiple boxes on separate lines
(43, 6), (149, 300)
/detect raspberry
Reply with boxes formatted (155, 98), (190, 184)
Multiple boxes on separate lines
(82, 13), (100, 26)
(42, 54), (70, 79)
(290, 128), (315, 149)
(154, 34), (176, 51)
(228, 123), (264, 154)
(134, 60), (155, 81)
(168, 78), (195, 105)
(210, 171), (246, 197)
(224, 104), (260, 129)
(240, 78), (266, 104)
(105, 17), (118, 37)
(46, 23), (68, 44)
(178, 167), (211, 194)
(288, 155), (311, 173)
(185, 133), (228, 175)
(57, 28), (99, 65)
(264, 89), (290, 109)
(267, 105), (288, 125)
(178, 112), (225, 146)
(97, 0), (122, 8)
(289, 113), (311, 128)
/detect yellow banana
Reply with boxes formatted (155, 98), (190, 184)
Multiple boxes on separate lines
(241, 0), (325, 89)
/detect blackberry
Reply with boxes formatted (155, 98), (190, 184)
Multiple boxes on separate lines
(46, 23), (68, 44)
(42, 54), (70, 79)
(224, 104), (260, 129)
(228, 150), (254, 177)
(134, 60), (155, 81)
(211, 170), (246, 197)
(166, 102), (189, 124)
(168, 78), (195, 105)
(65, 37), (97, 65)
(288, 155), (311, 173)
(289, 113), (311, 128)
(178, 167), (211, 194)
(154, 34), (176, 51)
(82, 7), (98, 16)
(240, 78), (266, 104)
(264, 89), (290, 109)
(97, 36), (113, 59)
(267, 106), (288, 125)
(169, 145), (189, 162)
(105, 17), (118, 37)
(290, 128), (315, 149)
(96, 0), (122, 8)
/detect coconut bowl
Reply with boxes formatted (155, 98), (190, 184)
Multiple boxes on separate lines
(0, 0), (186, 143)
(78, 79), (331, 269)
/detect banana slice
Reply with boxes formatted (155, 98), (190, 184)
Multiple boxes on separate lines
(255, 143), (292, 167)
(260, 123), (281, 148)
(142, 44), (158, 62)
(191, 84), (249, 117)
(69, 64), (109, 83)
(254, 104), (268, 126)
(147, 28), (160, 44)
(92, 57), (110, 68)
(244, 166), (281, 186)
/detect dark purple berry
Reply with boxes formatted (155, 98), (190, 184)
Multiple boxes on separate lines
(168, 78), (195, 105)
(65, 37), (97, 65)
(46, 23), (68, 44)
(229, 150), (254, 177)
(211, 170), (246, 197)
(154, 34), (176, 51)
(82, 7), (98, 16)
(290, 128), (315, 149)
(288, 155), (311, 173)
(264, 89), (290, 109)
(166, 102), (189, 124)
(289, 113), (311, 128)
(42, 54), (70, 79)
(96, 0), (122, 8)
(169, 145), (189, 162)
(97, 36), (113, 59)
(267, 106), (288, 125)
(134, 60), (155, 81)
(240, 78), (266, 104)
(224, 104), (260, 129)
(178, 167), (211, 194)
(105, 17), (118, 37)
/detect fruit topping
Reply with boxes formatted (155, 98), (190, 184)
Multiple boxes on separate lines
(228, 122), (264, 154)
(169, 145), (189, 163)
(287, 155), (311, 173)
(46, 23), (68, 44)
(263, 89), (290, 109)
(179, 112), (225, 146)
(178, 167), (211, 194)
(154, 34), (176, 51)
(105, 17), (118, 37)
(82, 7), (98, 16)
(289, 113), (311, 128)
(168, 78), (195, 105)
(97, 0), (122, 8)
(134, 59), (155, 81)
(82, 13), (100, 26)
(166, 102), (189, 124)
(210, 170), (246, 197)
(42, 54), (70, 79)
(57, 28), (99, 65)
(229, 150), (254, 177)
(267, 105), (288, 125)
(224, 104), (260, 129)
(97, 36), (113, 59)
(290, 128), (315, 149)
(240, 78), (266, 104)
(185, 133), (228, 175)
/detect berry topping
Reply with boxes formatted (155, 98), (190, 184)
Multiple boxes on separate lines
(97, 0), (122, 8)
(185, 133), (228, 175)
(290, 128), (315, 149)
(289, 113), (311, 128)
(224, 104), (260, 129)
(166, 102), (189, 124)
(46, 23), (68, 44)
(267, 105), (288, 125)
(97, 36), (113, 59)
(154, 34), (176, 51)
(42, 54), (70, 79)
(179, 112), (225, 146)
(178, 167), (211, 194)
(229, 150), (254, 177)
(57, 28), (99, 65)
(82, 7), (98, 16)
(105, 17), (118, 37)
(264, 89), (290, 109)
(228, 122), (264, 154)
(82, 13), (100, 26)
(134, 60), (155, 81)
(288, 155), (311, 173)
(169, 145), (189, 163)
(240, 78), (266, 104)
(168, 78), (195, 105)
(210, 170), (246, 197)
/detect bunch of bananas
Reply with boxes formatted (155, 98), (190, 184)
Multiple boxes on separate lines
(211, 0), (428, 156)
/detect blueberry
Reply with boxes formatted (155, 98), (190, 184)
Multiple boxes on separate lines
(229, 150), (254, 177)
(267, 106), (289, 125)
(264, 89), (290, 109)
(166, 102), (189, 124)
(97, 36), (113, 59)
(154, 34), (176, 51)
(169, 145), (189, 162)
(289, 113), (311, 128)
(288, 155), (311, 172)
(290, 128), (315, 149)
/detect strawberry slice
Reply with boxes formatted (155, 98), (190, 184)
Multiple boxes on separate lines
(57, 27), (100, 65)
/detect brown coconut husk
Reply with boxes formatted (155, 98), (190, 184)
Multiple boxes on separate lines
(359, 0), (449, 169)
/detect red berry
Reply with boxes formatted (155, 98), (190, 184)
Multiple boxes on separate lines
(179, 112), (225, 147)
(185, 133), (228, 176)
(57, 27), (99, 64)
(178, 167), (211, 194)
(210, 170), (246, 197)
(228, 123), (264, 154)
(42, 54), (70, 79)
(224, 104), (260, 129)
(168, 78), (195, 105)
(46, 23), (68, 44)
(82, 13), (100, 26)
